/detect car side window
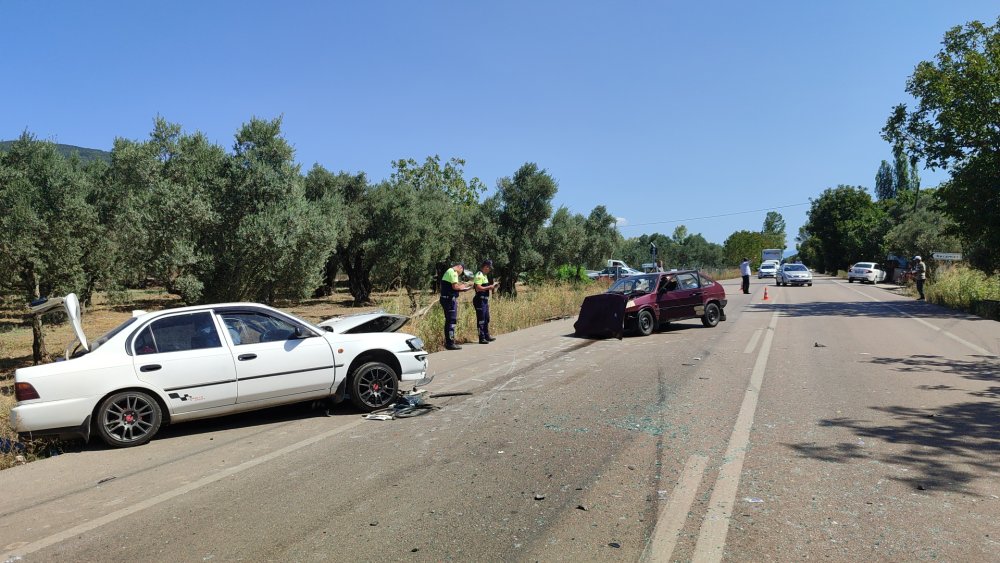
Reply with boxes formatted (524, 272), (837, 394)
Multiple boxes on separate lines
(221, 312), (299, 345)
(676, 273), (699, 290)
(135, 312), (221, 355)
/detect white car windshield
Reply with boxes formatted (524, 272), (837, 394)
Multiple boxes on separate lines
(784, 264), (808, 272)
(761, 264), (775, 270)
(854, 263), (875, 269)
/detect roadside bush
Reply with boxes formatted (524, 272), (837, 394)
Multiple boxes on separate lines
(553, 264), (591, 283)
(925, 263), (1000, 312)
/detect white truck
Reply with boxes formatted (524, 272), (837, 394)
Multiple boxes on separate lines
(761, 248), (783, 265)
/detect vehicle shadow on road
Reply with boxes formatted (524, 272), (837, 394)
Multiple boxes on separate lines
(149, 401), (355, 444)
(785, 353), (1000, 494)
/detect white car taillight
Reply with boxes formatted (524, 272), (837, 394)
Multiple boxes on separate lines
(15, 382), (39, 401)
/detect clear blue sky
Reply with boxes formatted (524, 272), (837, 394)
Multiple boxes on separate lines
(3, 1), (997, 247)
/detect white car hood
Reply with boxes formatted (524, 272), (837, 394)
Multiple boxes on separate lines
(317, 311), (409, 334)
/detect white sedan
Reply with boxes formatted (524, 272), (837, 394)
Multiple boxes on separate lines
(11, 294), (428, 448)
(847, 262), (886, 284)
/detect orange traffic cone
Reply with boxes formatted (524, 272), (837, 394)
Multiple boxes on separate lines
(763, 287), (770, 301)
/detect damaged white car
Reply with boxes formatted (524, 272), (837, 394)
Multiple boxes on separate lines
(10, 295), (427, 448)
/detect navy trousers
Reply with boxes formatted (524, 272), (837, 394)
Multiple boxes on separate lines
(441, 296), (458, 345)
(473, 294), (490, 340)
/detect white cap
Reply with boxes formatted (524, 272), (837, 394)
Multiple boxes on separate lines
(913, 255), (921, 260)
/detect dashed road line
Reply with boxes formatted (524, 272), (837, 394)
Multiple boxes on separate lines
(644, 454), (710, 562)
(691, 310), (779, 562)
(743, 328), (762, 354)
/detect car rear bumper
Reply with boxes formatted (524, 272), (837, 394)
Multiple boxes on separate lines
(10, 397), (94, 435)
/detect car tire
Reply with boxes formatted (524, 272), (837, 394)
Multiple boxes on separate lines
(349, 361), (400, 412)
(848, 278), (854, 283)
(701, 303), (721, 328)
(637, 310), (655, 336)
(808, 283), (813, 286)
(95, 390), (162, 448)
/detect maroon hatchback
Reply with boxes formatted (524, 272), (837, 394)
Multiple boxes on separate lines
(574, 270), (728, 338)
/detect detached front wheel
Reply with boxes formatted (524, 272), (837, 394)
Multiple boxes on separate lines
(350, 361), (400, 411)
(95, 390), (162, 447)
(702, 303), (721, 328)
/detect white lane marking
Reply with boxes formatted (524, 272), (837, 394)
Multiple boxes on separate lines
(743, 328), (762, 354)
(691, 311), (779, 563)
(1, 370), (485, 560)
(840, 282), (994, 356)
(644, 454), (709, 562)
(1, 418), (366, 561)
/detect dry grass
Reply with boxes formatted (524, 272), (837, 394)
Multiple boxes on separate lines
(0, 282), (603, 468)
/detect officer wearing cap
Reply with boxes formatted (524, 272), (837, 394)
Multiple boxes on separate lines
(440, 262), (472, 350)
(473, 260), (499, 344)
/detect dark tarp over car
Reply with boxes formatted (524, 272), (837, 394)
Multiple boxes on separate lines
(573, 293), (627, 340)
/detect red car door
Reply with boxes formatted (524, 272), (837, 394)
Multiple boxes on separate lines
(657, 272), (702, 321)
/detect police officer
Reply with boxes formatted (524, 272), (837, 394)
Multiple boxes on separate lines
(473, 260), (499, 344)
(440, 262), (472, 350)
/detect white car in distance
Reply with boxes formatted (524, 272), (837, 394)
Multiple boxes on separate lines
(11, 295), (428, 448)
(758, 262), (778, 279)
(847, 262), (886, 284)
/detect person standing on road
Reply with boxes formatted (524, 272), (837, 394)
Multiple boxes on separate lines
(740, 257), (751, 294)
(441, 262), (472, 350)
(473, 259), (499, 344)
(912, 255), (927, 300)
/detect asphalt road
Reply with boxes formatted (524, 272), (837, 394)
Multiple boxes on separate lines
(2, 275), (998, 562)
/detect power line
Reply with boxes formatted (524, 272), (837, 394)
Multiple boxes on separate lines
(617, 202), (810, 229)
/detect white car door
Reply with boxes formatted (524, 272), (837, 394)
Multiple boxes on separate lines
(132, 311), (238, 415)
(217, 309), (337, 405)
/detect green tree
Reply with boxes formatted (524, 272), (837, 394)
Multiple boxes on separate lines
(204, 117), (337, 303)
(99, 118), (227, 303)
(883, 17), (1000, 270)
(801, 185), (884, 272)
(762, 211), (787, 249)
(723, 230), (769, 266)
(540, 206), (587, 274)
(0, 133), (98, 362)
(883, 191), (962, 262)
(875, 160), (896, 201)
(371, 157), (483, 308)
(582, 205), (620, 269)
(488, 163), (558, 296)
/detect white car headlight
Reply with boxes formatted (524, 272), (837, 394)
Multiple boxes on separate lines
(406, 337), (424, 351)
(626, 300), (635, 308)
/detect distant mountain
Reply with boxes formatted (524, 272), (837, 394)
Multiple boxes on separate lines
(0, 140), (111, 163)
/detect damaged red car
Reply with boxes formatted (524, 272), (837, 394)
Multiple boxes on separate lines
(574, 270), (727, 338)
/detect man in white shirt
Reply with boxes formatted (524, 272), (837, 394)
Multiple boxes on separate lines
(740, 258), (751, 294)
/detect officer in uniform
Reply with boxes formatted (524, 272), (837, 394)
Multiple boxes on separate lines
(440, 262), (472, 350)
(473, 260), (499, 344)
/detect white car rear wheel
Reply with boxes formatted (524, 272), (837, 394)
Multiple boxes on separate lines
(95, 391), (162, 448)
